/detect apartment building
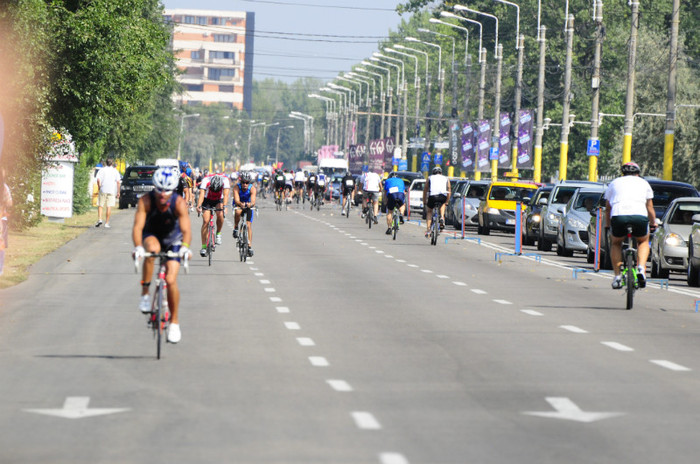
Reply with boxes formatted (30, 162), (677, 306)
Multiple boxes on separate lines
(164, 9), (254, 113)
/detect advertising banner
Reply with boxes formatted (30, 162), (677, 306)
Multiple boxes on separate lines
(498, 112), (512, 168)
(382, 137), (396, 170)
(367, 139), (384, 174)
(448, 119), (462, 167)
(461, 122), (475, 173)
(516, 109), (534, 169)
(318, 145), (340, 161)
(348, 144), (365, 174)
(476, 119), (491, 172)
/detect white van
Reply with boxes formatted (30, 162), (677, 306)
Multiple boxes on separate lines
(319, 158), (348, 176)
(155, 158), (179, 170)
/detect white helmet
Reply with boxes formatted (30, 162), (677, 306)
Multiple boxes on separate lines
(153, 167), (179, 192)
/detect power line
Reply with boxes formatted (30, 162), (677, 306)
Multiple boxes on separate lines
(240, 0), (396, 12)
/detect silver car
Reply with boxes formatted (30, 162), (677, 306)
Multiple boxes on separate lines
(651, 197), (700, 278)
(539, 180), (602, 251)
(556, 187), (605, 257)
(452, 180), (490, 229)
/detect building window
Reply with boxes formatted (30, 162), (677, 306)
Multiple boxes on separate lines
(209, 68), (236, 81)
(184, 16), (195, 24)
(210, 51), (235, 60)
(190, 50), (203, 60)
(197, 16), (207, 25)
(219, 85), (234, 92)
(186, 84), (203, 92)
(213, 34), (236, 43)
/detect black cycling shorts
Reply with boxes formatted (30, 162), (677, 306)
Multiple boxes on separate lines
(386, 192), (405, 210)
(611, 215), (649, 238)
(427, 194), (447, 209)
(237, 207), (254, 223)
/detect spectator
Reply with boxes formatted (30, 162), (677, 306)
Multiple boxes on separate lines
(95, 158), (121, 228)
(0, 168), (11, 276)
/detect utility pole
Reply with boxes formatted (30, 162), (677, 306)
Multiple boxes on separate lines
(475, 48), (487, 181)
(663, 0), (680, 180)
(588, 0), (604, 182)
(511, 34), (525, 178)
(490, 44), (503, 182)
(534, 25), (546, 183)
(422, 75), (433, 160)
(414, 76), (421, 139)
(402, 81), (409, 162)
(622, 0), (640, 164)
(559, 14), (574, 181)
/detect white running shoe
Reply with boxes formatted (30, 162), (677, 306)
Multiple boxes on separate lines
(216, 233), (222, 245)
(104, 223), (111, 228)
(139, 294), (150, 313)
(167, 323), (181, 343)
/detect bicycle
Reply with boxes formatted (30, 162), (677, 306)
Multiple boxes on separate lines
(343, 192), (352, 218)
(620, 225), (639, 310)
(274, 189), (284, 211)
(365, 197), (376, 229)
(391, 205), (400, 240)
(236, 208), (252, 262)
(200, 206), (223, 266)
(428, 205), (442, 246)
(134, 250), (189, 359)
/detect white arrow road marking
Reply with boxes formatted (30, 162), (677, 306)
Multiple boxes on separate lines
(523, 397), (624, 423)
(25, 397), (130, 419)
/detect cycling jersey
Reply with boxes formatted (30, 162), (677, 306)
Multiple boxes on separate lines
(142, 191), (183, 250)
(362, 172), (381, 192)
(384, 177), (404, 195)
(237, 183), (253, 203)
(428, 174), (449, 196)
(200, 175), (230, 202)
(294, 171), (306, 182)
(604, 176), (653, 217)
(274, 174), (286, 190)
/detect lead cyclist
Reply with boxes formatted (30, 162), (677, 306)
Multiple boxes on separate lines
(233, 171), (257, 257)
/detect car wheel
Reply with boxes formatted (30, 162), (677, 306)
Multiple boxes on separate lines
(540, 236), (552, 252)
(657, 258), (670, 279)
(650, 254), (659, 278)
(586, 247), (595, 264)
(118, 199), (127, 209)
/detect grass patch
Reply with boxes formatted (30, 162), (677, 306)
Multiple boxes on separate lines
(0, 208), (101, 289)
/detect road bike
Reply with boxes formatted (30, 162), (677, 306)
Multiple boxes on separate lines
(391, 205), (400, 240)
(620, 225), (639, 310)
(201, 206), (223, 266)
(134, 250), (189, 359)
(365, 197), (376, 229)
(343, 192), (352, 218)
(274, 189), (284, 211)
(236, 208), (252, 262)
(428, 205), (442, 246)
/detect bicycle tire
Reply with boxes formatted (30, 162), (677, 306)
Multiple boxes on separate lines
(208, 223), (214, 266)
(625, 252), (635, 310)
(242, 225), (249, 262)
(431, 213), (439, 245)
(155, 282), (164, 359)
(368, 209), (373, 229)
(392, 208), (399, 240)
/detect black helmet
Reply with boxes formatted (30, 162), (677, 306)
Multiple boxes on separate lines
(432, 166), (443, 175)
(209, 175), (223, 192)
(621, 162), (641, 175)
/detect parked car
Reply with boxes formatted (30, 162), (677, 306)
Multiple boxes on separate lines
(408, 178), (426, 216)
(477, 181), (538, 235)
(539, 180), (602, 251)
(394, 170), (424, 190)
(650, 197), (700, 278)
(452, 180), (490, 229)
(588, 178), (699, 270)
(522, 186), (552, 246)
(445, 180), (469, 226)
(688, 214), (700, 286)
(556, 186), (605, 257)
(119, 165), (157, 209)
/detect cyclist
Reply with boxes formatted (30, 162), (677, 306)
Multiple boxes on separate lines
(284, 169), (294, 203)
(294, 168), (306, 202)
(423, 166), (451, 238)
(232, 171), (257, 257)
(341, 171), (356, 213)
(132, 167), (192, 344)
(383, 172), (406, 235)
(604, 161), (656, 289)
(196, 173), (230, 257)
(316, 172), (327, 204)
(361, 170), (382, 224)
(273, 169), (286, 204)
(306, 171), (318, 203)
(261, 170), (270, 195)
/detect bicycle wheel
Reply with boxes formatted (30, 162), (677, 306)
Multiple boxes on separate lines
(392, 209), (399, 240)
(625, 252), (635, 310)
(368, 208), (373, 229)
(155, 282), (164, 359)
(241, 225), (249, 262)
(430, 215), (438, 245)
(208, 224), (214, 266)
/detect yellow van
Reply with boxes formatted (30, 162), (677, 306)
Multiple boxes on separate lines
(477, 181), (539, 235)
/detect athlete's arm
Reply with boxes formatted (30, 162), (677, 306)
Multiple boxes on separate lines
(249, 186), (257, 208)
(175, 195), (192, 246)
(132, 195), (149, 248)
(233, 185), (242, 207)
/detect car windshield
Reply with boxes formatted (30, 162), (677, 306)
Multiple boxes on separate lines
(572, 192), (602, 212)
(411, 181), (425, 191)
(534, 191), (551, 203)
(653, 186), (698, 211)
(668, 203), (700, 225)
(552, 186), (578, 204)
(128, 168), (155, 179)
(466, 184), (487, 199)
(489, 186), (535, 201)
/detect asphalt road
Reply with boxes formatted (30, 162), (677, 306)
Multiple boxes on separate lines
(2, 198), (700, 464)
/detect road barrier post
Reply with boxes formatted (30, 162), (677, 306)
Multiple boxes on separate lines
(515, 202), (523, 255)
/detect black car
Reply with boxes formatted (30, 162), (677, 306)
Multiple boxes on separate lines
(119, 165), (157, 209)
(522, 186), (552, 246)
(587, 178), (699, 269)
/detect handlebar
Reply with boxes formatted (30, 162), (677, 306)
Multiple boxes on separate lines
(133, 250), (189, 274)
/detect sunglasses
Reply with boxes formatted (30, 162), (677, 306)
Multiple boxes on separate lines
(154, 187), (174, 195)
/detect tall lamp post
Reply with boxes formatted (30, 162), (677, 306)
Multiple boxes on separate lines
(362, 60), (393, 140)
(309, 93), (335, 145)
(429, 18), (471, 120)
(275, 125), (295, 166)
(394, 44), (428, 142)
(372, 54), (403, 145)
(354, 67), (386, 141)
(177, 113), (201, 161)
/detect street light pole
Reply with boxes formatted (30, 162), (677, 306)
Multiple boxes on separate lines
(275, 125), (295, 166)
(177, 113), (200, 161)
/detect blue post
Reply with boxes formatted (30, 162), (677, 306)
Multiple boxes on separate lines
(514, 202), (522, 255)
(461, 196), (466, 239)
(595, 208), (602, 271)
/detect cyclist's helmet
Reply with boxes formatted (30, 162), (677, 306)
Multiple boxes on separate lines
(209, 175), (224, 192)
(432, 166), (443, 175)
(621, 162), (641, 175)
(152, 167), (179, 193)
(241, 171), (254, 183)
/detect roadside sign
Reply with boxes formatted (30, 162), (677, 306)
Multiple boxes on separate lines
(587, 138), (600, 157)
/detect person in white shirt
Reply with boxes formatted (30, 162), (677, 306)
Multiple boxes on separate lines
(361, 170), (382, 224)
(604, 161), (656, 289)
(95, 158), (121, 228)
(423, 166), (451, 237)
(293, 169), (306, 202)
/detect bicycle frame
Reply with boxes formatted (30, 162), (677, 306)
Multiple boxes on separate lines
(620, 227), (638, 310)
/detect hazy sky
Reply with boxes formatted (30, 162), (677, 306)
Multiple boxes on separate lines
(162, 0), (408, 84)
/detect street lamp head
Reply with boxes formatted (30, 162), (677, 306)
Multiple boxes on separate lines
(361, 60), (372, 66)
(417, 28), (431, 33)
(356, 67), (368, 72)
(393, 44), (407, 50)
(384, 47), (396, 53)
(428, 18), (441, 24)
(405, 37), (420, 43)
(440, 11), (458, 19)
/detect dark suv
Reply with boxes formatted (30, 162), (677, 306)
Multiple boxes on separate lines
(119, 165), (158, 209)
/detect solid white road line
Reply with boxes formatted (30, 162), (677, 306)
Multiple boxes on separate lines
(560, 325), (589, 334)
(601, 341), (634, 352)
(309, 356), (330, 367)
(650, 360), (691, 371)
(351, 411), (382, 430)
(326, 379), (353, 392)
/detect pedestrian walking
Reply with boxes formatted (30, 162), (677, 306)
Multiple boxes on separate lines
(95, 158), (121, 228)
(0, 168), (12, 276)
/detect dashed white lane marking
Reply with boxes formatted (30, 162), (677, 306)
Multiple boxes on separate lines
(452, 281), (467, 286)
(259, 279), (270, 284)
(351, 412), (382, 430)
(254, 272), (264, 276)
(385, 255), (393, 258)
(560, 325), (588, 334)
(601, 341), (634, 352)
(369, 246), (376, 249)
(493, 299), (512, 305)
(421, 269), (433, 274)
(327, 379), (353, 392)
(355, 239), (362, 242)
(407, 264), (419, 268)
(264, 288), (276, 293)
(376, 250), (384, 254)
(396, 259), (406, 263)
(521, 309), (544, 316)
(297, 337), (315, 346)
(471, 289), (487, 294)
(361, 243), (368, 246)
(270, 297), (282, 302)
(380, 453), (410, 464)
(276, 306), (290, 313)
(250, 267), (259, 271)
(309, 356), (330, 367)
(437, 275), (449, 279)
(650, 360), (691, 371)
(284, 322), (301, 330)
